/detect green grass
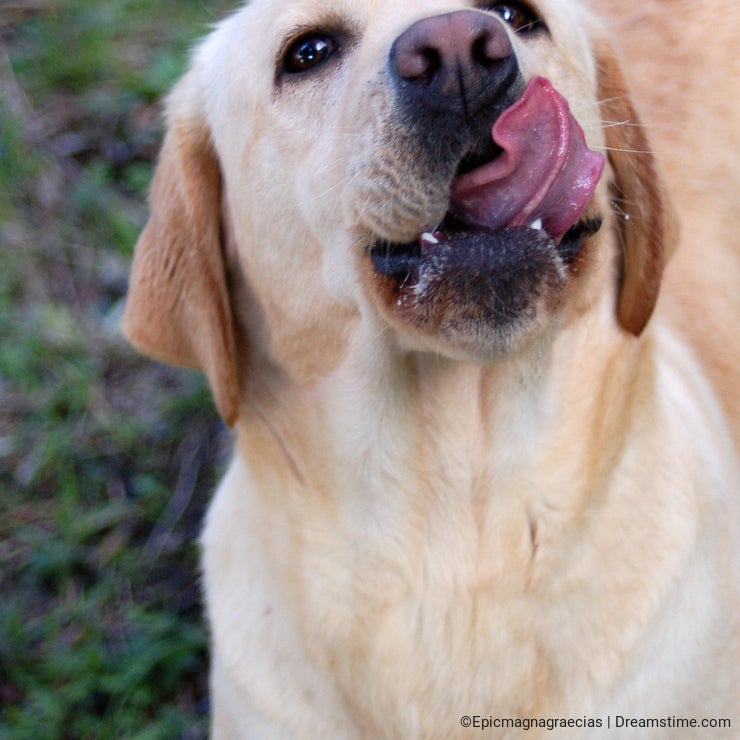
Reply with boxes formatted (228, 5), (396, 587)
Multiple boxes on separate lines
(1, 1), (236, 736)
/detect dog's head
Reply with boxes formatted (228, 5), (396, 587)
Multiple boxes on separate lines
(123, 0), (676, 425)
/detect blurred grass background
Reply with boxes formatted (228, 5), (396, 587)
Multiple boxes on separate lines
(1, 1), (236, 737)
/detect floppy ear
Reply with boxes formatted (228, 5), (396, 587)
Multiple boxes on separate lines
(595, 44), (679, 336)
(122, 82), (240, 426)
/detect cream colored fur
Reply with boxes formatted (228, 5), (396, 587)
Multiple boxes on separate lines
(123, 0), (740, 737)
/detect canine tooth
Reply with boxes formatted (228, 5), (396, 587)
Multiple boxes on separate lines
(421, 232), (439, 245)
(530, 219), (543, 231)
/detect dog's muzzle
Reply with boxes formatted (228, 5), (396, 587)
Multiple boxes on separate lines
(366, 10), (605, 357)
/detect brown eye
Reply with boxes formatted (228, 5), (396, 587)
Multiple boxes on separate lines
(283, 33), (339, 74)
(489, 3), (544, 33)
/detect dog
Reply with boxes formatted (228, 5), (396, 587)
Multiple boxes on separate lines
(123, 0), (740, 736)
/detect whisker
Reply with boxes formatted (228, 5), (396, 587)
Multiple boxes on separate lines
(598, 119), (681, 131)
(593, 145), (654, 155)
(570, 93), (631, 111)
(599, 120), (638, 129)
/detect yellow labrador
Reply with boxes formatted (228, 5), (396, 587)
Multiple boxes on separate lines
(124, 0), (740, 736)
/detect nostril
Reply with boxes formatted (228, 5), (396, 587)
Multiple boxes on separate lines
(422, 47), (442, 77)
(396, 46), (442, 82)
(471, 33), (493, 67)
(394, 44), (442, 84)
(415, 47), (442, 84)
(472, 27), (515, 68)
(471, 33), (502, 69)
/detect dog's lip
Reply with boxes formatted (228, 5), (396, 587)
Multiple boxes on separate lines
(369, 215), (602, 282)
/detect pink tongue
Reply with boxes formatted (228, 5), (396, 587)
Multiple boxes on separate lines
(449, 77), (604, 243)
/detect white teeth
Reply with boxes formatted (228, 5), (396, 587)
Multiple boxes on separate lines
(421, 232), (439, 245)
(530, 218), (543, 231)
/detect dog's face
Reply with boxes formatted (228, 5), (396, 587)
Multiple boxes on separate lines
(124, 0), (674, 424)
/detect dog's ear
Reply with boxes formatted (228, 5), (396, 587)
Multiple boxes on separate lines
(595, 44), (678, 336)
(123, 79), (240, 426)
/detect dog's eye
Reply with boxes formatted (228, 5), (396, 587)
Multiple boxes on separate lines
(282, 32), (340, 74)
(487, 3), (544, 33)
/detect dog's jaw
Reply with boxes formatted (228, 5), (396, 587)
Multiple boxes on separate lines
(369, 226), (569, 358)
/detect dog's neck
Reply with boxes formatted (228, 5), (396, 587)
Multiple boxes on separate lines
(236, 305), (650, 524)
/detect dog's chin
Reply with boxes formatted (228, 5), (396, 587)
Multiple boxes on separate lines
(366, 219), (600, 360)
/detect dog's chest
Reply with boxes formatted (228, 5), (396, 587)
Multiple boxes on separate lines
(205, 433), (667, 738)
(289, 482), (594, 737)
(205, 442), (710, 739)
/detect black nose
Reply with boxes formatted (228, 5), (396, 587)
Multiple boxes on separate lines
(390, 10), (520, 119)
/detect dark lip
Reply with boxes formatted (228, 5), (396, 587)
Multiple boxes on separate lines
(455, 140), (504, 178)
(369, 215), (603, 282)
(554, 216), (603, 264)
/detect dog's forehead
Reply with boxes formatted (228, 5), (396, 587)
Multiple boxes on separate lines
(225, 0), (595, 45)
